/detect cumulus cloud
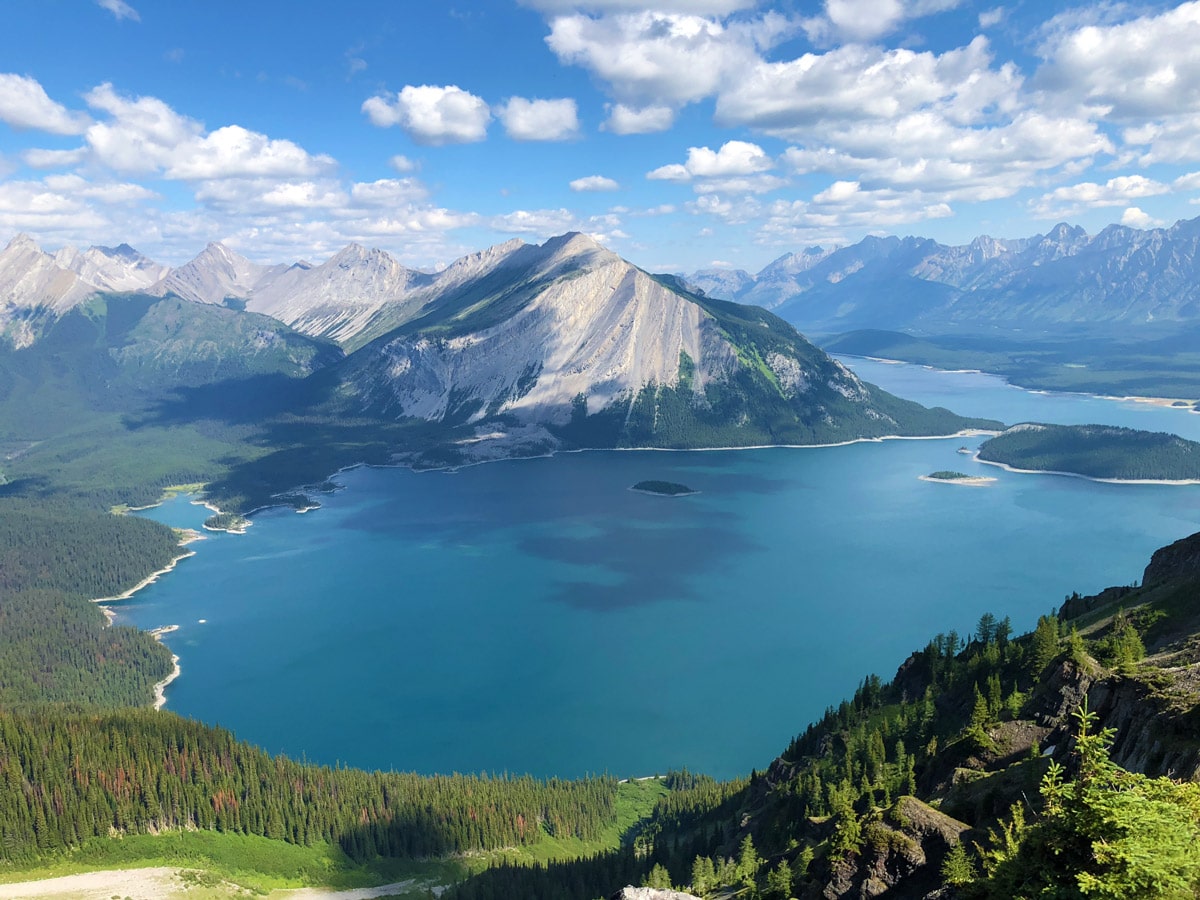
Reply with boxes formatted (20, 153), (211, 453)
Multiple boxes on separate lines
(497, 97), (579, 141)
(0, 74), (91, 135)
(490, 207), (581, 235)
(80, 84), (333, 180)
(350, 178), (430, 206)
(649, 140), (773, 179)
(715, 37), (1020, 135)
(1033, 175), (1169, 217)
(1036, 2), (1200, 164)
(96, 0), (139, 21)
(648, 141), (785, 194)
(602, 103), (675, 134)
(522, 0), (755, 12)
(1037, 3), (1200, 120)
(389, 154), (417, 172)
(22, 147), (89, 169)
(545, 12), (762, 108)
(42, 173), (157, 203)
(570, 175), (620, 191)
(803, 0), (963, 43)
(1120, 207), (1163, 228)
(362, 84), (491, 145)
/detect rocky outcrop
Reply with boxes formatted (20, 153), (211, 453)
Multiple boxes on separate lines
(813, 797), (967, 900)
(610, 888), (702, 900)
(1143, 531), (1200, 587)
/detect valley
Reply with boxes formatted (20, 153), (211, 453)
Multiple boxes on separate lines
(2, 228), (1200, 900)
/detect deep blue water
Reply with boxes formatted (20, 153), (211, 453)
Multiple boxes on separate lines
(116, 359), (1200, 780)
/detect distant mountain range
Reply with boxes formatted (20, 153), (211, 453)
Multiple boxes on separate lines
(0, 231), (993, 467)
(683, 216), (1200, 337)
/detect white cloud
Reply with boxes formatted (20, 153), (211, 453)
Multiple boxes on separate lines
(804, 0), (963, 43)
(649, 140), (773, 180)
(1036, 2), (1200, 164)
(83, 82), (203, 171)
(693, 175), (787, 194)
(716, 37), (1020, 134)
(1120, 206), (1163, 228)
(570, 175), (620, 191)
(168, 125), (332, 180)
(497, 97), (579, 141)
(389, 154), (417, 173)
(647, 163), (690, 182)
(362, 85), (491, 145)
(978, 7), (1004, 29)
(545, 12), (761, 108)
(490, 208), (580, 235)
(1034, 175), (1169, 216)
(42, 173), (157, 203)
(687, 141), (772, 177)
(96, 0), (139, 22)
(648, 141), (784, 195)
(1038, 3), (1200, 118)
(21, 147), (89, 169)
(82, 84), (333, 180)
(522, 0), (755, 12)
(350, 178), (430, 206)
(0, 74), (91, 135)
(602, 103), (675, 134)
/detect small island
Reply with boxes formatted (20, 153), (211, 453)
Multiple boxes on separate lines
(977, 423), (1200, 482)
(631, 480), (698, 496)
(203, 512), (252, 533)
(919, 470), (997, 486)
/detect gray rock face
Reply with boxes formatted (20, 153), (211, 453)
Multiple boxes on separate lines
(610, 888), (702, 900)
(1142, 530), (1200, 587)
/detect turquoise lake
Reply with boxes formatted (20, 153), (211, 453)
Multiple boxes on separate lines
(117, 359), (1200, 780)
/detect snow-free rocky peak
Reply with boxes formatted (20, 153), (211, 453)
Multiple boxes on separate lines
(0, 234), (100, 346)
(244, 241), (434, 346)
(330, 232), (989, 464)
(152, 241), (286, 306)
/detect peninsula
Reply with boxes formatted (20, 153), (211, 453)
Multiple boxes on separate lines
(977, 423), (1200, 482)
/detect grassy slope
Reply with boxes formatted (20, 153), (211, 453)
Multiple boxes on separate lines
(0, 780), (669, 895)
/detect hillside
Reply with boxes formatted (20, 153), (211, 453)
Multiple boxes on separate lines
(324, 233), (996, 467)
(2, 531), (1199, 898)
(977, 423), (1200, 481)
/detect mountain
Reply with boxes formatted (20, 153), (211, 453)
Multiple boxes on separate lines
(54, 242), (169, 293)
(0, 234), (99, 347)
(151, 241), (289, 307)
(244, 242), (435, 348)
(326, 232), (995, 464)
(687, 215), (1200, 336)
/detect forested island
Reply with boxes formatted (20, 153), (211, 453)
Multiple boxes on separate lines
(631, 480), (698, 496)
(919, 470), (997, 485)
(203, 511), (252, 533)
(978, 423), (1200, 481)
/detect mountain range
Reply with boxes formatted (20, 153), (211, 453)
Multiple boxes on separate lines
(684, 215), (1200, 337)
(0, 232), (994, 475)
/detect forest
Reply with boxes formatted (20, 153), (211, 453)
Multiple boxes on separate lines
(977, 422), (1200, 480)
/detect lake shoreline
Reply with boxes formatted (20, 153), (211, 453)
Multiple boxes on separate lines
(973, 453), (1200, 486)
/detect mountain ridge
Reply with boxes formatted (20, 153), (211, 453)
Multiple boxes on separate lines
(683, 214), (1200, 336)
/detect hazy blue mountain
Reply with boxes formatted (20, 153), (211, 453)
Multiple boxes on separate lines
(685, 216), (1200, 336)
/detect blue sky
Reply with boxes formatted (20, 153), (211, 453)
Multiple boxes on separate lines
(1, 0), (1198, 273)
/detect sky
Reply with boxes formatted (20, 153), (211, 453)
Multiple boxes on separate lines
(1, 0), (1199, 273)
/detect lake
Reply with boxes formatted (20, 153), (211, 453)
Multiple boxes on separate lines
(116, 359), (1200, 780)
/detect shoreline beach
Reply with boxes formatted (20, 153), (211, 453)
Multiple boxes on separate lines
(973, 453), (1200, 486)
